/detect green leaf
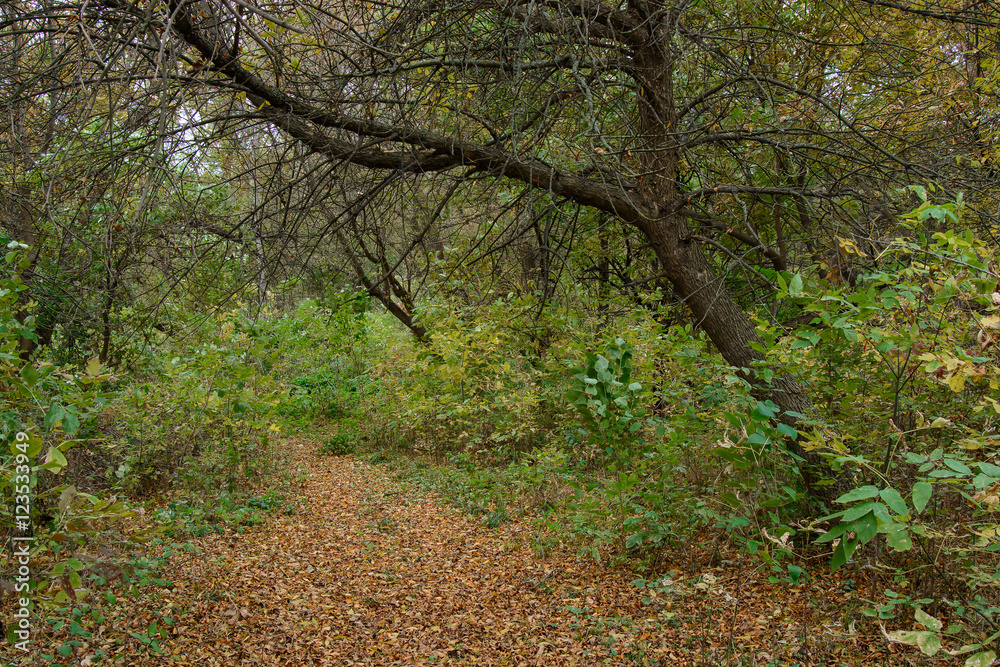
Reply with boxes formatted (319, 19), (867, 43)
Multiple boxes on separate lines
(888, 630), (941, 656)
(912, 482), (933, 513)
(944, 459), (973, 475)
(965, 650), (996, 667)
(9, 433), (42, 458)
(594, 356), (609, 374)
(789, 274), (804, 296)
(755, 401), (777, 419)
(776, 423), (798, 439)
(883, 524), (913, 551)
(978, 462), (1000, 477)
(830, 537), (858, 572)
(61, 411), (80, 437)
(724, 413), (743, 428)
(854, 511), (879, 543)
(43, 446), (68, 470)
(842, 502), (875, 523)
(880, 488), (909, 516)
(68, 621), (90, 637)
(915, 608), (942, 632)
(814, 523), (848, 544)
(837, 485), (880, 503)
(713, 447), (753, 469)
(43, 404), (65, 430)
(20, 363), (38, 387)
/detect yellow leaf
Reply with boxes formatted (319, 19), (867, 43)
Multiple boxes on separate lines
(949, 372), (966, 393)
(982, 314), (1000, 330)
(837, 236), (868, 257)
(85, 357), (102, 377)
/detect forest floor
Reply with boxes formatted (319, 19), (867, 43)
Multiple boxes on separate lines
(7, 437), (947, 666)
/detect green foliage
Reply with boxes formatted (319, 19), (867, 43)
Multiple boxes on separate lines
(319, 432), (357, 456)
(565, 337), (648, 458)
(0, 243), (147, 620)
(157, 490), (290, 537)
(766, 198), (1000, 661)
(109, 312), (283, 496)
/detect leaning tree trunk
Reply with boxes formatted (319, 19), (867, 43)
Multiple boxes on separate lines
(631, 30), (834, 507)
(642, 213), (834, 505)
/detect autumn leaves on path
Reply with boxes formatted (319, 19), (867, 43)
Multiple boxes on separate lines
(136, 439), (918, 666)
(147, 441), (663, 666)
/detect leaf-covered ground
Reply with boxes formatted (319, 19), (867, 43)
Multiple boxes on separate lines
(7, 438), (950, 665)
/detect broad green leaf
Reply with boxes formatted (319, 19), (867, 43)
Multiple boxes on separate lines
(944, 459), (973, 475)
(814, 523), (848, 544)
(871, 502), (892, 525)
(880, 488), (909, 516)
(9, 433), (42, 458)
(43, 403), (65, 429)
(776, 423), (798, 439)
(965, 650), (996, 667)
(836, 485), (880, 503)
(44, 446), (68, 469)
(830, 538), (858, 572)
(720, 492), (740, 508)
(594, 356), (609, 374)
(883, 524), (912, 551)
(20, 363), (37, 387)
(842, 502), (876, 523)
(789, 274), (804, 296)
(888, 630), (941, 656)
(979, 462), (1000, 477)
(62, 411), (80, 437)
(750, 401), (776, 420)
(915, 608), (942, 632)
(854, 511), (879, 543)
(912, 482), (933, 513)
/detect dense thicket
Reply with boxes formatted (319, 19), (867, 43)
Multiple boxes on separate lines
(3, 0), (1000, 662)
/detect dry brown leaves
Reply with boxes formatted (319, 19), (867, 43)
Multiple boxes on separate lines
(4, 438), (954, 666)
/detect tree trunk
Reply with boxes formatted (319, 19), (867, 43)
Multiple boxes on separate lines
(641, 214), (832, 504)
(630, 33), (834, 506)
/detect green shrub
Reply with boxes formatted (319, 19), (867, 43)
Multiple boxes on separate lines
(319, 433), (356, 456)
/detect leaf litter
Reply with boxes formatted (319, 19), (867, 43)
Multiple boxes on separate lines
(5, 437), (955, 665)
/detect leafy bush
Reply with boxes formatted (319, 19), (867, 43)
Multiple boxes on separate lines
(756, 198), (1000, 664)
(319, 433), (356, 456)
(156, 490), (291, 537)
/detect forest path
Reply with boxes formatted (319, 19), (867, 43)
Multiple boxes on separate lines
(126, 438), (908, 666)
